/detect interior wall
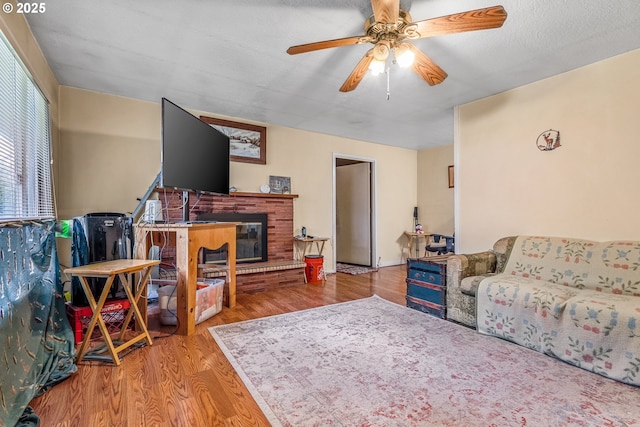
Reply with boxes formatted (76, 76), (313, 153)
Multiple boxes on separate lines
(416, 145), (454, 236)
(456, 48), (640, 253)
(56, 86), (418, 270)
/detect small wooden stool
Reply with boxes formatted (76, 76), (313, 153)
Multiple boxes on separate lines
(64, 259), (160, 366)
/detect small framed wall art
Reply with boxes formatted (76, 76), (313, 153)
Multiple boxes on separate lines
(269, 175), (291, 194)
(200, 116), (267, 164)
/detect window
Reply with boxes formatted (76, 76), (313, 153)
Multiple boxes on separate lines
(0, 31), (53, 220)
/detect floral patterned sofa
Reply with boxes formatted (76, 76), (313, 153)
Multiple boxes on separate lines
(447, 235), (640, 386)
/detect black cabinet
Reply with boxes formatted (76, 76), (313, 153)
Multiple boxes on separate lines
(405, 257), (448, 319)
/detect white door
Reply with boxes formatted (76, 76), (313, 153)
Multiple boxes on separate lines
(336, 161), (372, 266)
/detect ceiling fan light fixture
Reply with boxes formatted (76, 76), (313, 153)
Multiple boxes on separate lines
(369, 58), (386, 76)
(287, 2), (507, 91)
(395, 43), (415, 68)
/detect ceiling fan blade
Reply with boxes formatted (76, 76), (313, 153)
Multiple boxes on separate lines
(371, 0), (399, 24)
(408, 44), (447, 86)
(410, 6), (507, 39)
(339, 51), (374, 92)
(287, 35), (366, 55)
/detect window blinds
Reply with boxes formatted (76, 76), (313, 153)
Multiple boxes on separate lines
(0, 31), (53, 220)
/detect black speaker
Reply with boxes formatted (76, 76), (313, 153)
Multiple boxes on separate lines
(413, 207), (418, 219)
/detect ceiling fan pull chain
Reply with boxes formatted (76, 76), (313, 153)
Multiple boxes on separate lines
(386, 67), (391, 100)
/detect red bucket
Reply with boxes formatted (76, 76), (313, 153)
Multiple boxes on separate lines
(304, 255), (324, 284)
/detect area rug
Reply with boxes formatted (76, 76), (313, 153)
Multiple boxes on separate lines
(335, 263), (378, 275)
(209, 296), (640, 427)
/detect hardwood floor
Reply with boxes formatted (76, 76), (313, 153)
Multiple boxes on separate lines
(30, 265), (407, 427)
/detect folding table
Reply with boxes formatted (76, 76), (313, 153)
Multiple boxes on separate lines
(64, 259), (160, 366)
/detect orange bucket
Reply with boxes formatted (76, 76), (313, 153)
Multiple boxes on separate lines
(304, 255), (324, 284)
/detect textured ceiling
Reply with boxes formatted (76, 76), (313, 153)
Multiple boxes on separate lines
(25, 0), (640, 150)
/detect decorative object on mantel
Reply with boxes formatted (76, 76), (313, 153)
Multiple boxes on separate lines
(259, 184), (271, 194)
(269, 175), (291, 194)
(536, 129), (561, 151)
(448, 165), (454, 188)
(200, 116), (267, 164)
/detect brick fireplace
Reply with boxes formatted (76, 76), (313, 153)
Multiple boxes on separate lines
(160, 190), (304, 293)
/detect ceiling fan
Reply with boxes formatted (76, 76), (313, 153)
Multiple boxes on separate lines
(286, 0), (507, 92)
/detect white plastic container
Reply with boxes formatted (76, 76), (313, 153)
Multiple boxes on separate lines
(157, 278), (225, 326)
(195, 278), (225, 324)
(157, 284), (178, 326)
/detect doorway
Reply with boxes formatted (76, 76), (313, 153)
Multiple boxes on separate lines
(333, 154), (376, 269)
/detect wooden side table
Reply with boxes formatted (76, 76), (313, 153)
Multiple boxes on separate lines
(294, 236), (329, 259)
(294, 236), (329, 283)
(404, 231), (431, 258)
(64, 259), (160, 366)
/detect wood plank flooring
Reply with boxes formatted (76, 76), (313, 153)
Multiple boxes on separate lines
(30, 265), (407, 427)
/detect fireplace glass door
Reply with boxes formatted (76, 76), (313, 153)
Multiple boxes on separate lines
(198, 213), (267, 264)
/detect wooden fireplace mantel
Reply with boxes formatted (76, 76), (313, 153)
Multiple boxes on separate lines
(155, 188), (298, 200)
(228, 192), (298, 199)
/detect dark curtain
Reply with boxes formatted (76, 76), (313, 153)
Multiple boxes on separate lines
(0, 220), (77, 427)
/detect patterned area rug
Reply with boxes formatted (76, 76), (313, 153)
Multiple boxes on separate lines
(209, 296), (640, 426)
(335, 263), (378, 275)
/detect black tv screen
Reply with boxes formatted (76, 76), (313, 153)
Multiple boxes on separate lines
(161, 98), (230, 195)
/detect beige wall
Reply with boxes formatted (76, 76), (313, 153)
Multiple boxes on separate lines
(457, 48), (640, 253)
(57, 88), (161, 218)
(57, 87), (418, 270)
(417, 145), (454, 236)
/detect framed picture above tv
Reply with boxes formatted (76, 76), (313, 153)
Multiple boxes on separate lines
(200, 116), (267, 164)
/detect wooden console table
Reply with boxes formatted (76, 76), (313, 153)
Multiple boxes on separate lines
(64, 259), (160, 366)
(135, 222), (236, 336)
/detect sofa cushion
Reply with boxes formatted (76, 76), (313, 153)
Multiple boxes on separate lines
(477, 274), (581, 322)
(502, 236), (640, 295)
(460, 274), (497, 296)
(477, 273), (640, 386)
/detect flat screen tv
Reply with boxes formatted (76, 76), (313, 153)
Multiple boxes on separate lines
(161, 97), (230, 195)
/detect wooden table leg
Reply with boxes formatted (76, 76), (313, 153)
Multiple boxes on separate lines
(76, 275), (122, 365)
(116, 269), (153, 348)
